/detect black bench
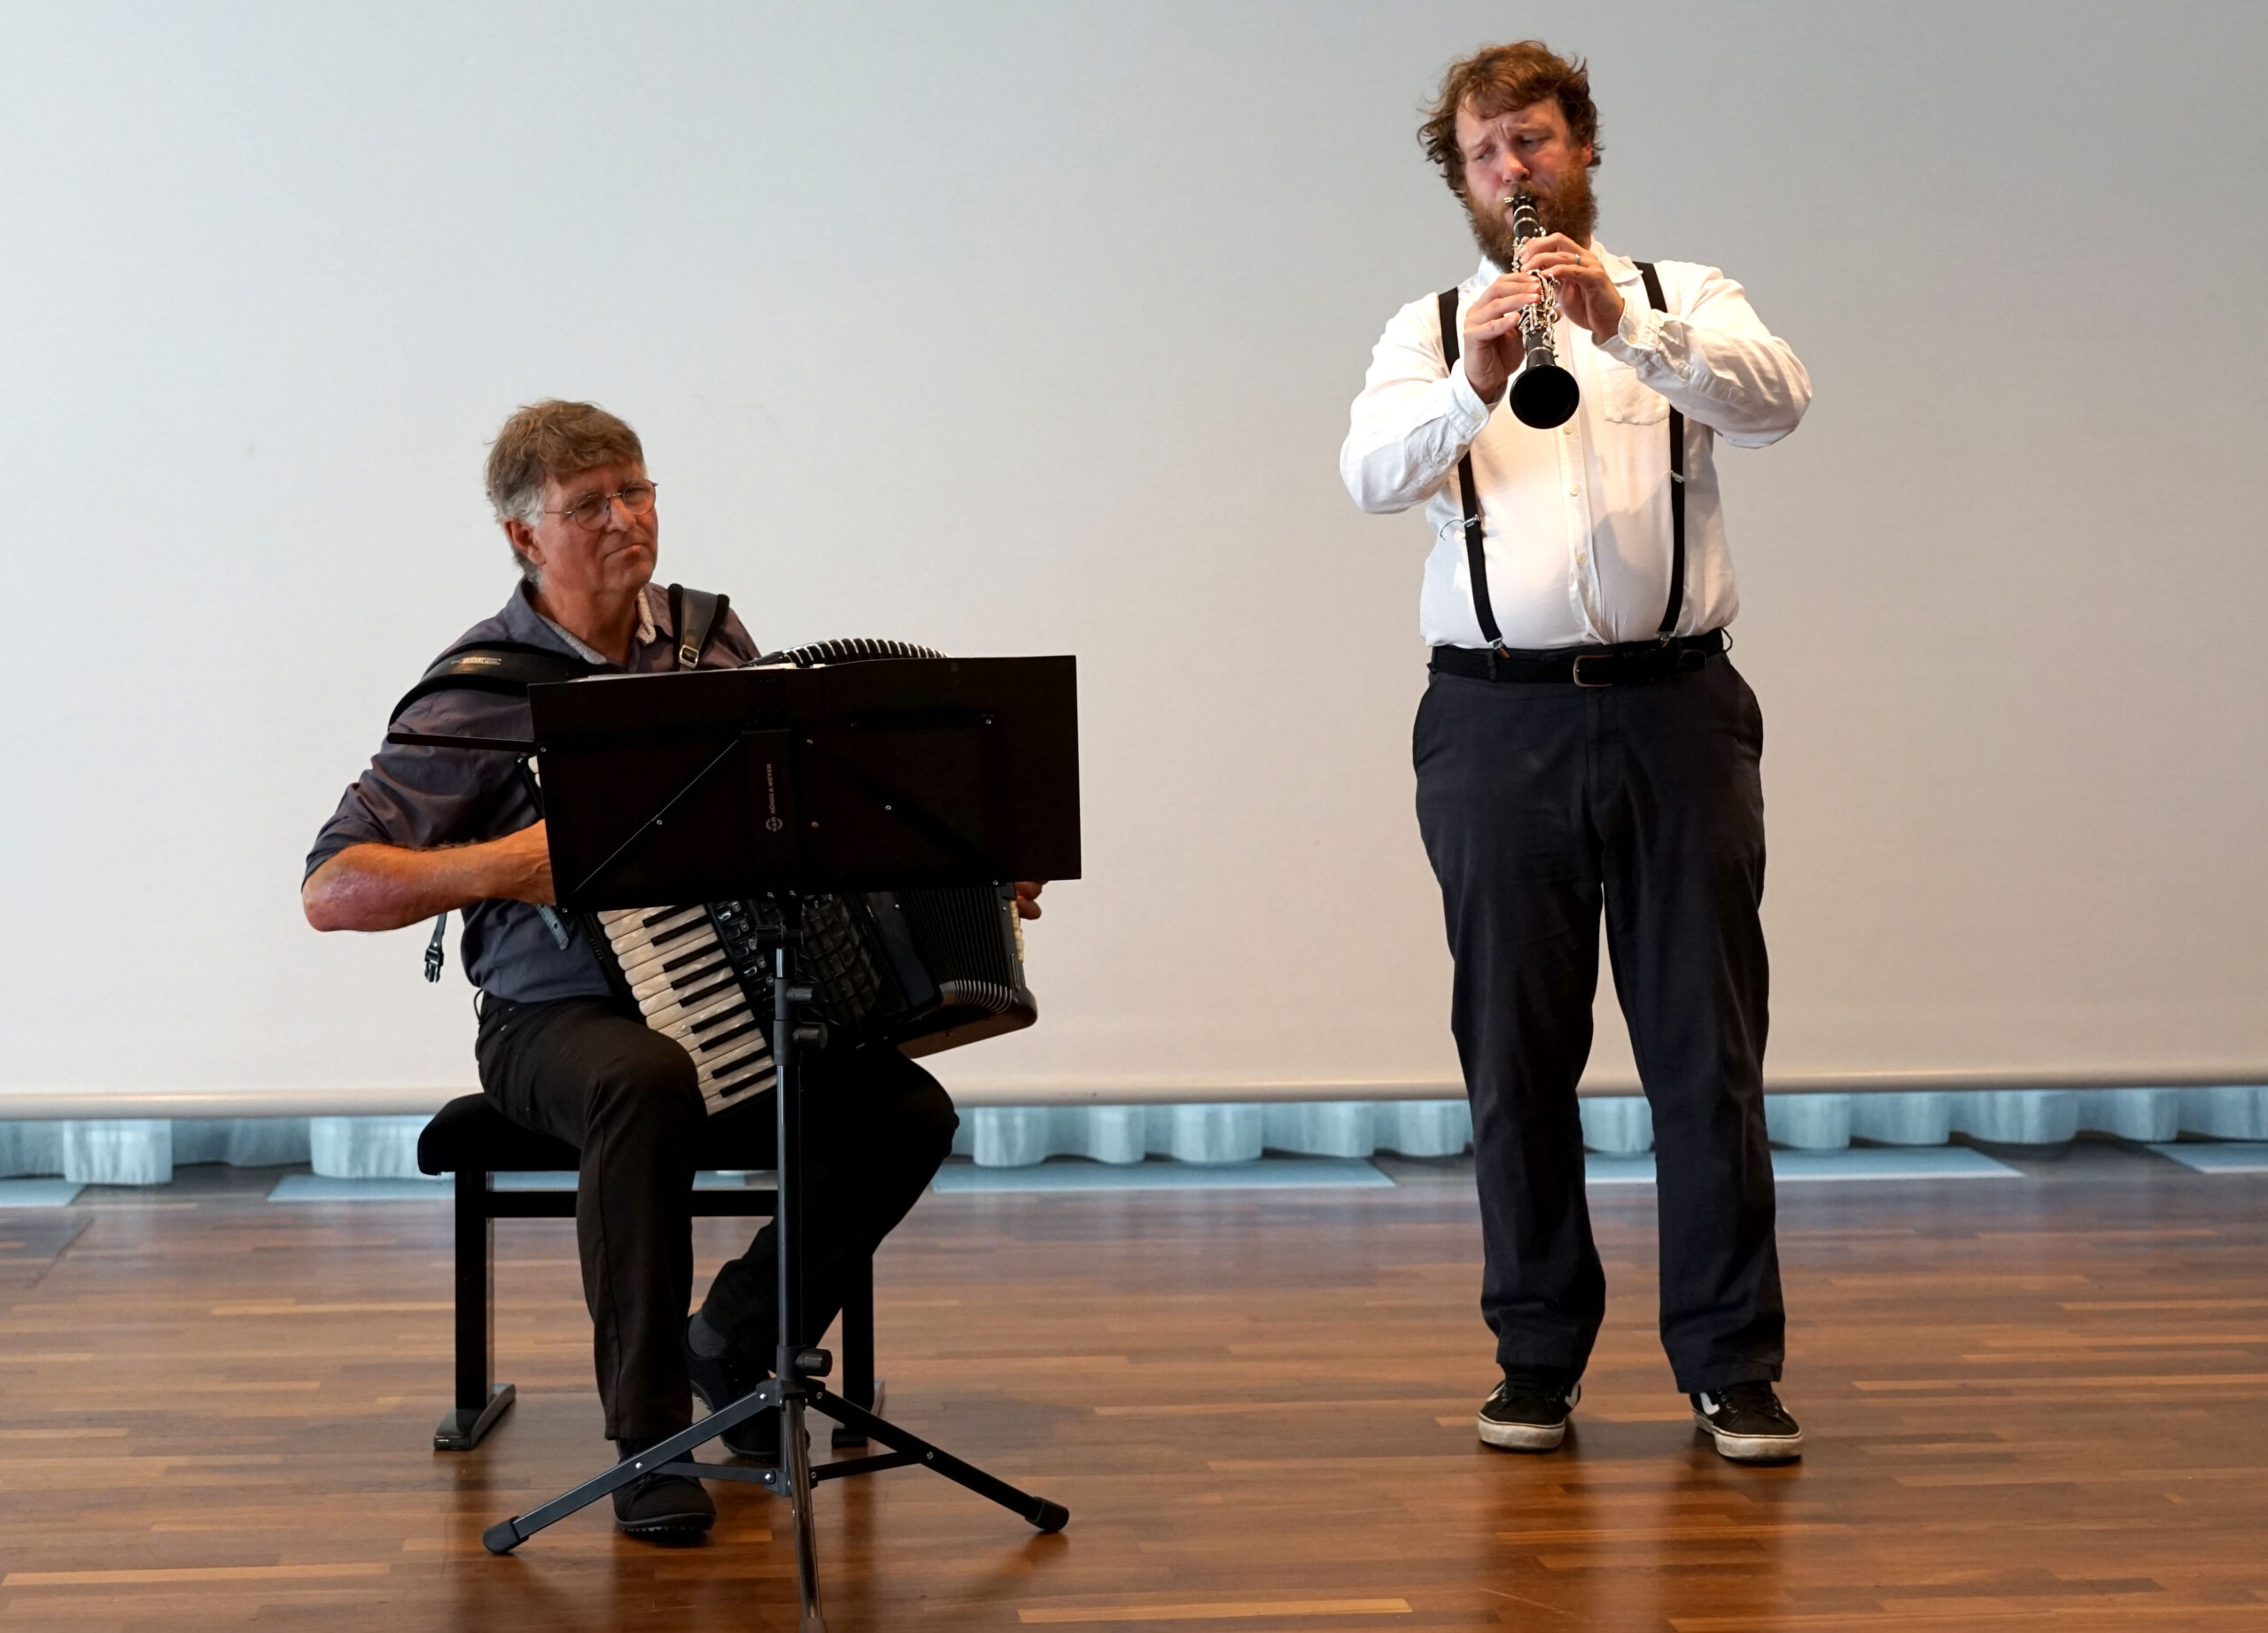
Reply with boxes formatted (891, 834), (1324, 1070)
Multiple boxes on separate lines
(416, 1093), (874, 1450)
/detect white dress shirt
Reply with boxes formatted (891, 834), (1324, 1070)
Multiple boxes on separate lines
(1340, 244), (1810, 650)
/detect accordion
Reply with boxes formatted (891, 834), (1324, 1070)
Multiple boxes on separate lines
(590, 638), (1037, 1117)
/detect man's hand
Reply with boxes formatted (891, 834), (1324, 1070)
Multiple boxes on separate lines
(1518, 233), (1624, 343)
(486, 822), (555, 906)
(1460, 271), (1543, 404)
(302, 823), (555, 933)
(1013, 880), (1045, 921)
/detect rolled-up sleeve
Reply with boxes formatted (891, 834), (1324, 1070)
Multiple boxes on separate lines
(1340, 295), (1496, 515)
(303, 692), (532, 880)
(1597, 264), (1810, 447)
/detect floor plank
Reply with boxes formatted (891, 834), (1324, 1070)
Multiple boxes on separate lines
(1, 1141), (2264, 1629)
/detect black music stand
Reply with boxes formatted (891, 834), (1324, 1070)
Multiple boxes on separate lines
(478, 657), (1080, 1633)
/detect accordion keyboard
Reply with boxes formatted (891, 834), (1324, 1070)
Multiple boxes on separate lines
(595, 904), (778, 1117)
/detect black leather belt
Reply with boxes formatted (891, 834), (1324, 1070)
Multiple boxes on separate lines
(1428, 628), (1726, 687)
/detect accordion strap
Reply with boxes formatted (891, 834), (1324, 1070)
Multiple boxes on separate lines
(668, 584), (728, 672)
(389, 581), (731, 726)
(387, 641), (596, 724)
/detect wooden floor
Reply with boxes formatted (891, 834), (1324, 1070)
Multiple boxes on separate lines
(4, 1141), (2266, 1631)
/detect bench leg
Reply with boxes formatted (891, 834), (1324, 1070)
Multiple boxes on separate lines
(436, 1169), (515, 1450)
(832, 1250), (880, 1449)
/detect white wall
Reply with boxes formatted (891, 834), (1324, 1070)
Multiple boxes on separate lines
(4, 0), (2264, 1108)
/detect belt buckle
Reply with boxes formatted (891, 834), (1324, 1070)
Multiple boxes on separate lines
(1571, 653), (1612, 688)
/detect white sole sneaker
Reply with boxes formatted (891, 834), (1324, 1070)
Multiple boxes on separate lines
(1477, 1415), (1567, 1451)
(1476, 1379), (1578, 1451)
(1691, 1408), (1803, 1462)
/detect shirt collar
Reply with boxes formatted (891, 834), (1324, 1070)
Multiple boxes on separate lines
(509, 580), (661, 667)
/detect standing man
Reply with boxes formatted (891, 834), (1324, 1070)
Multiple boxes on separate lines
(1340, 43), (1811, 1462)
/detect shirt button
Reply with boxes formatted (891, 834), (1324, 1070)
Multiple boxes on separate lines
(1575, 551), (1589, 565)
(1568, 484), (1581, 497)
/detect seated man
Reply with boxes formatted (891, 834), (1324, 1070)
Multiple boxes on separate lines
(303, 399), (1031, 1536)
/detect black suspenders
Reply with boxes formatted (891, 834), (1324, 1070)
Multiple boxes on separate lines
(1436, 288), (1503, 648)
(1437, 263), (1686, 647)
(1635, 261), (1687, 640)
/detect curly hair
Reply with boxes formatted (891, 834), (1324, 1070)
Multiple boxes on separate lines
(1418, 41), (1601, 197)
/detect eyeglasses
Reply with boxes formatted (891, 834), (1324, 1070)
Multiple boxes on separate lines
(548, 481), (657, 531)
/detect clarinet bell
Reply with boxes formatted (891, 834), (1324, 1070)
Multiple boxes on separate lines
(1511, 362), (1580, 430)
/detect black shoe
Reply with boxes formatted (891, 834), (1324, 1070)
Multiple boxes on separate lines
(684, 1320), (781, 1461)
(1689, 1381), (1803, 1462)
(610, 1438), (716, 1537)
(1477, 1369), (1580, 1452)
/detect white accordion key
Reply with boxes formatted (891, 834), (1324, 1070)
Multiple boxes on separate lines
(701, 1042), (773, 1088)
(699, 1059), (774, 1114)
(603, 901), (703, 937)
(681, 1008), (766, 1059)
(604, 906), (709, 960)
(636, 965), (735, 1017)
(614, 919), (721, 976)
(610, 934), (711, 982)
(621, 940), (724, 992)
(644, 988), (748, 1038)
(628, 951), (732, 1006)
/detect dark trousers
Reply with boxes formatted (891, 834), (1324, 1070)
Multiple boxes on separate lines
(475, 996), (958, 1442)
(1413, 655), (1783, 1393)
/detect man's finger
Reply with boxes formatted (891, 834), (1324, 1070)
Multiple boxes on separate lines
(1470, 290), (1540, 322)
(1526, 252), (1588, 276)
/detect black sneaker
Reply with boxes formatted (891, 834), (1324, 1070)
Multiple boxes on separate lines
(684, 1323), (781, 1461)
(1689, 1382), (1803, 1462)
(610, 1438), (716, 1538)
(1477, 1370), (1581, 1451)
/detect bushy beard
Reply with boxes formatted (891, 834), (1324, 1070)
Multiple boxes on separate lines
(1465, 165), (1599, 268)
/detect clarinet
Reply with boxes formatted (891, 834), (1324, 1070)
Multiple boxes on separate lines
(1504, 192), (1581, 430)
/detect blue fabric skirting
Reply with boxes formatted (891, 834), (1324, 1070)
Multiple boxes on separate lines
(3, 1089), (2265, 1184)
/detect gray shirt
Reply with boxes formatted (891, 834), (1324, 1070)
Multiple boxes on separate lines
(307, 581), (759, 1003)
